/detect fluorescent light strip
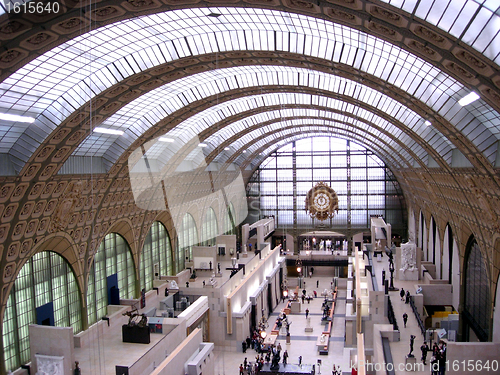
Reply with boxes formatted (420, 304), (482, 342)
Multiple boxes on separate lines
(159, 137), (175, 142)
(224, 147), (230, 151)
(458, 92), (480, 106)
(424, 120), (432, 126)
(94, 127), (124, 135)
(198, 143), (208, 147)
(0, 113), (35, 123)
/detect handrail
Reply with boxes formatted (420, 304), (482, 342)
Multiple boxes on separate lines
(387, 296), (399, 332)
(409, 296), (425, 337)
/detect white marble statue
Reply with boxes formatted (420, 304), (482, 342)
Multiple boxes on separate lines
(170, 280), (178, 289)
(400, 231), (416, 273)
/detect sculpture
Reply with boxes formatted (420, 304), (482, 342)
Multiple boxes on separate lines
(123, 308), (148, 328)
(400, 229), (417, 273)
(408, 335), (416, 357)
(170, 280), (178, 289)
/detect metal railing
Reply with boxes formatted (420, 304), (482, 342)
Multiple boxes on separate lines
(409, 296), (425, 337)
(387, 296), (399, 331)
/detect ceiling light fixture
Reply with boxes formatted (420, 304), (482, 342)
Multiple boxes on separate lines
(94, 127), (124, 135)
(458, 92), (480, 106)
(198, 143), (208, 148)
(0, 113), (35, 123)
(159, 137), (175, 142)
(224, 147), (230, 151)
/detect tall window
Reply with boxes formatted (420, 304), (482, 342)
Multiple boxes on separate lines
(202, 208), (218, 246)
(247, 137), (406, 232)
(463, 237), (491, 341)
(140, 221), (173, 291)
(176, 214), (198, 273)
(87, 233), (135, 325)
(224, 203), (236, 235)
(3, 251), (81, 372)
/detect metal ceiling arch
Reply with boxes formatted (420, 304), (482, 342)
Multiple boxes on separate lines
(130, 86), (456, 174)
(72, 67), (441, 162)
(235, 129), (403, 174)
(207, 122), (410, 170)
(202, 114), (421, 169)
(0, 2), (498, 104)
(0, 3), (496, 179)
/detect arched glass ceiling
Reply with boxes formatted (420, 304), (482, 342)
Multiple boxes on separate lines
(2, 7), (499, 166)
(380, 0), (500, 64)
(1, 1), (498, 64)
(126, 86), (444, 170)
(213, 123), (411, 168)
(232, 128), (404, 170)
(202, 112), (418, 164)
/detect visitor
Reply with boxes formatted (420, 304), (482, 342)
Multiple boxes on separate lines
(282, 350), (288, 365)
(405, 290), (410, 304)
(400, 288), (405, 301)
(420, 341), (429, 365)
(239, 364), (244, 375)
(305, 308), (309, 318)
(402, 312), (408, 328)
(316, 280), (319, 288)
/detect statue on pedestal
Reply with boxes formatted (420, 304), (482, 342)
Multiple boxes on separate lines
(400, 228), (416, 273)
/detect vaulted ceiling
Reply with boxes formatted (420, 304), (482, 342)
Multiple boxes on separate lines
(1, 0), (499, 183)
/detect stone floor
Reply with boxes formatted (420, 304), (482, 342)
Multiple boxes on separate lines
(371, 253), (430, 375)
(213, 273), (352, 375)
(74, 251), (434, 375)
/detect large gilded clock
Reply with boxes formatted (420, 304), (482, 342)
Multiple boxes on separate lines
(305, 182), (339, 221)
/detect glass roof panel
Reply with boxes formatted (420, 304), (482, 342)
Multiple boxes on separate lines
(74, 66), (444, 162)
(1, 6), (498, 167)
(380, 0), (500, 64)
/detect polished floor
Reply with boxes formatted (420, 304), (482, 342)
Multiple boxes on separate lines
(213, 272), (352, 375)
(75, 251), (429, 375)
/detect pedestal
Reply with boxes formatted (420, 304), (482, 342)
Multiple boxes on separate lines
(290, 301), (301, 314)
(215, 272), (222, 277)
(399, 269), (419, 281)
(305, 317), (313, 332)
(122, 325), (150, 344)
(405, 355), (416, 370)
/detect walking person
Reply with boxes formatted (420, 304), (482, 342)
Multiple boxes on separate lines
(282, 350), (288, 365)
(400, 287), (405, 301)
(420, 341), (429, 365)
(305, 308), (309, 318)
(405, 290), (411, 304)
(316, 280), (319, 288)
(402, 312), (408, 328)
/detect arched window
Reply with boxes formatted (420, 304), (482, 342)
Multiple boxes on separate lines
(247, 137), (406, 232)
(3, 251), (82, 372)
(224, 203), (236, 235)
(140, 221), (173, 291)
(202, 208), (218, 246)
(87, 233), (135, 325)
(176, 214), (198, 273)
(463, 236), (491, 342)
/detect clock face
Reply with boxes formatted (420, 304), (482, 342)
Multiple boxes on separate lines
(313, 192), (330, 210)
(305, 182), (339, 221)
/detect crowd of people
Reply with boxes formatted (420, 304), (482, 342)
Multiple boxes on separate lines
(239, 342), (289, 375)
